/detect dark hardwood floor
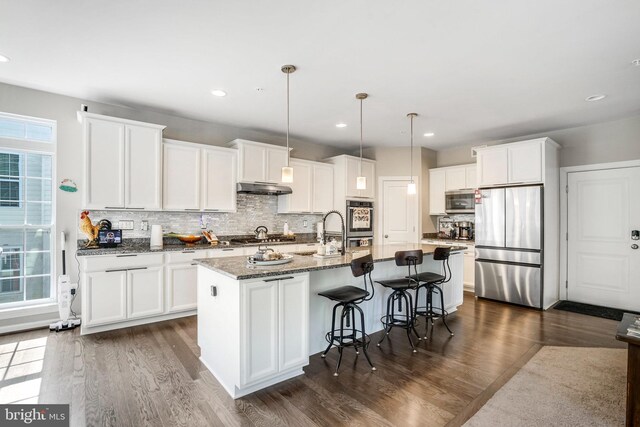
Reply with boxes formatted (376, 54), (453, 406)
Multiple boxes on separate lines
(0, 293), (624, 427)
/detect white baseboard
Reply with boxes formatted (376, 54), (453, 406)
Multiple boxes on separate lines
(0, 317), (60, 335)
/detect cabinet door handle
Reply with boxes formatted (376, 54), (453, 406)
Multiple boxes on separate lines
(184, 208), (201, 211)
(104, 206), (125, 209)
(105, 268), (127, 273)
(211, 285), (217, 297)
(264, 276), (294, 282)
(127, 267), (148, 271)
(125, 207), (145, 210)
(191, 262), (198, 266)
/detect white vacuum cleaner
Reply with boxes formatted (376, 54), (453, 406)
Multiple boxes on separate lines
(49, 232), (81, 332)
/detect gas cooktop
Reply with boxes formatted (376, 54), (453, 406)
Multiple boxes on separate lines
(230, 236), (296, 245)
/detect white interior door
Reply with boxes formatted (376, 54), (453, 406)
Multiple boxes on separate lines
(567, 167), (640, 311)
(382, 179), (418, 244)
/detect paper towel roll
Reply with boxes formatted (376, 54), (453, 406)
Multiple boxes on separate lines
(150, 225), (163, 249)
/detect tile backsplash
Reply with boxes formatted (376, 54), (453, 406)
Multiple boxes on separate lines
(84, 194), (323, 239)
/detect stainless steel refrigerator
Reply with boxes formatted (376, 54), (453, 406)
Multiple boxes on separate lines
(474, 185), (543, 308)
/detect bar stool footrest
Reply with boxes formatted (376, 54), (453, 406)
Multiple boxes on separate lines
(380, 314), (414, 329)
(324, 330), (371, 349)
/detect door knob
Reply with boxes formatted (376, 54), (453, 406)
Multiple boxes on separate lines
(632, 244), (639, 250)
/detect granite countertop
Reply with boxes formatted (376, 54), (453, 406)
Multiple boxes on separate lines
(76, 235), (319, 257)
(421, 237), (475, 244)
(195, 243), (466, 280)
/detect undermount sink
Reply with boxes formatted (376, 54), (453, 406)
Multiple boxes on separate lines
(293, 251), (317, 257)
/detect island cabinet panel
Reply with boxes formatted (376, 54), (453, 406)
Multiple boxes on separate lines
(239, 274), (310, 387)
(240, 280), (280, 386)
(279, 276), (310, 371)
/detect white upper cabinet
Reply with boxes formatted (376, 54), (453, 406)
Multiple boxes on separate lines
(278, 159), (334, 214)
(163, 140), (201, 210)
(476, 138), (559, 187)
(83, 113), (165, 210)
(445, 167), (466, 191)
(230, 139), (289, 184)
(477, 147), (508, 187)
(312, 163), (334, 213)
(465, 165), (477, 190)
(125, 125), (163, 209)
(326, 155), (376, 201)
(507, 140), (543, 184)
(201, 146), (237, 212)
(163, 140), (237, 212)
(429, 169), (446, 215)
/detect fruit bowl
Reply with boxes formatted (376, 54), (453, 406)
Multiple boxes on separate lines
(176, 235), (203, 246)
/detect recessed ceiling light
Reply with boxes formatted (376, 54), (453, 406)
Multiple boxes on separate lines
(632, 59), (640, 67)
(585, 94), (606, 102)
(0, 54), (10, 63)
(423, 132), (435, 137)
(335, 123), (347, 128)
(211, 90), (227, 97)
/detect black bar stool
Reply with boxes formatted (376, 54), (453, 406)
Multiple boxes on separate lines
(318, 254), (376, 376)
(410, 247), (454, 339)
(375, 250), (422, 353)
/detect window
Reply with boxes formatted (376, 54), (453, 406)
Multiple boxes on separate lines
(0, 113), (55, 308)
(0, 153), (21, 207)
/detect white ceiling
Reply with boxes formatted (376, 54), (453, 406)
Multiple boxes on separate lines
(1, 1), (639, 150)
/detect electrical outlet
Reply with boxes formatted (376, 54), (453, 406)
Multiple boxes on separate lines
(303, 220), (308, 228)
(119, 220), (134, 230)
(141, 220), (149, 231)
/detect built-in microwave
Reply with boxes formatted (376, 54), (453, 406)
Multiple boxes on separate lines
(445, 190), (475, 214)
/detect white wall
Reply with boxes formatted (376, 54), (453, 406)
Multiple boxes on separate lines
(436, 114), (640, 168)
(0, 82), (348, 325)
(360, 146), (438, 235)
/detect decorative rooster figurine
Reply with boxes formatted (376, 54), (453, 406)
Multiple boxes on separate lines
(79, 210), (100, 248)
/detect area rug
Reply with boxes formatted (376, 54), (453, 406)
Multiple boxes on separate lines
(464, 346), (626, 427)
(553, 300), (639, 321)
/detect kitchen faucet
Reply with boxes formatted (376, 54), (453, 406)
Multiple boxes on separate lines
(322, 210), (346, 255)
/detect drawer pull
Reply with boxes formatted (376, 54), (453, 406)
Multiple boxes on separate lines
(182, 250), (195, 254)
(222, 248), (234, 252)
(127, 267), (148, 271)
(264, 276), (294, 282)
(104, 206), (125, 209)
(105, 268), (127, 273)
(191, 263), (198, 266)
(116, 254), (137, 258)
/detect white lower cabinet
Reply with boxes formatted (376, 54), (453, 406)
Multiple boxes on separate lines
(463, 249), (475, 292)
(127, 267), (164, 319)
(165, 263), (198, 313)
(278, 275), (309, 371)
(85, 270), (128, 327)
(81, 253), (196, 334)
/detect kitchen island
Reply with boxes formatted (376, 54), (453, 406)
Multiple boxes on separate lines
(196, 243), (464, 398)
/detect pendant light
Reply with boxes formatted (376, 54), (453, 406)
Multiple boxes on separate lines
(407, 113), (418, 195)
(281, 64), (296, 183)
(355, 93), (368, 190)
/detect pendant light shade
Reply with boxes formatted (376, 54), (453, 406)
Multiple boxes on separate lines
(356, 93), (368, 190)
(407, 113), (418, 195)
(281, 64), (296, 183)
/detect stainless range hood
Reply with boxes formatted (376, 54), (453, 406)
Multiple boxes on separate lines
(236, 182), (292, 195)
